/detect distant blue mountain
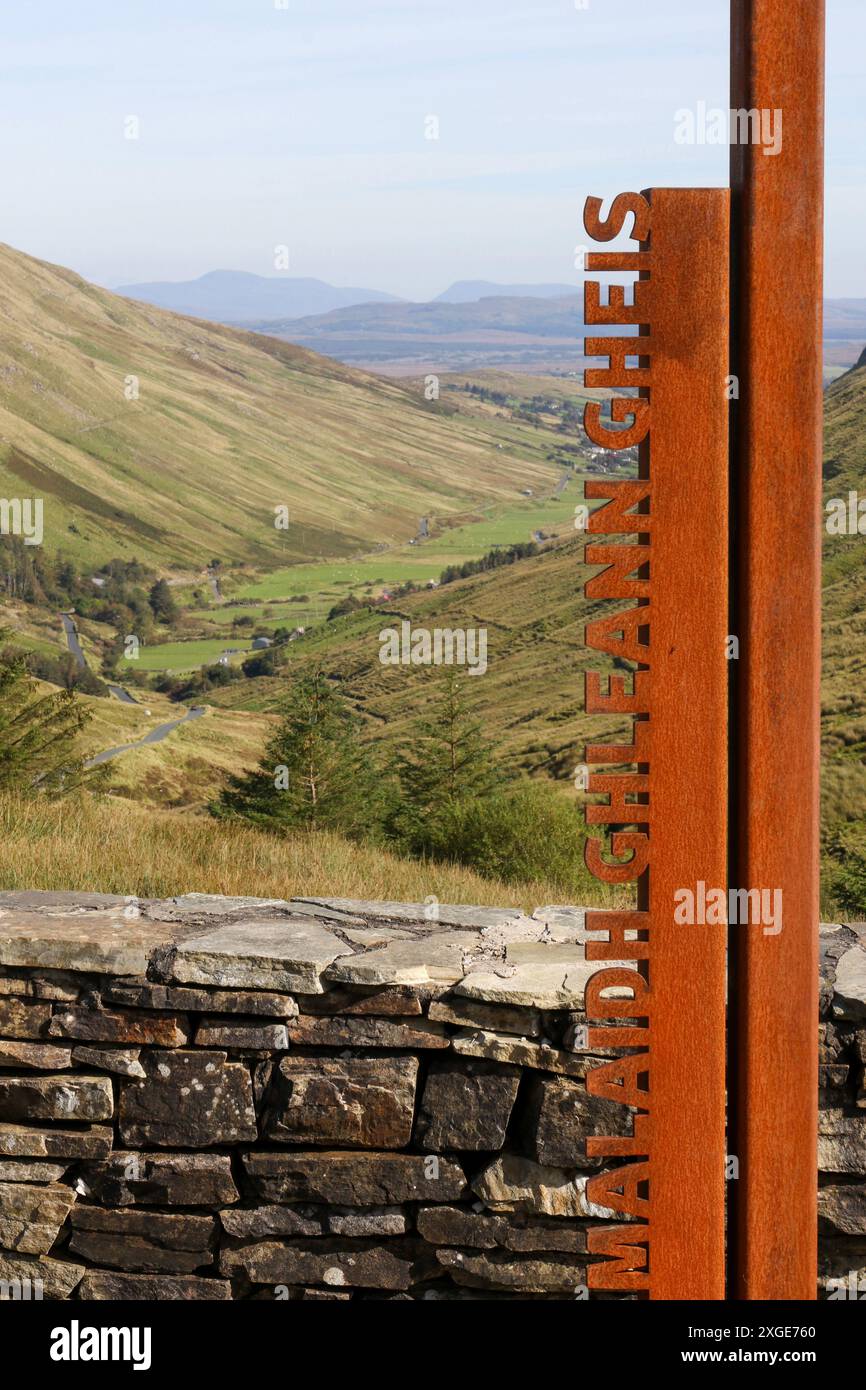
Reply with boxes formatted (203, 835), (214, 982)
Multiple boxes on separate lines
(434, 280), (579, 303)
(114, 270), (403, 323)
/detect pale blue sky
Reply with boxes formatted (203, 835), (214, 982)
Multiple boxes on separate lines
(0, 0), (862, 298)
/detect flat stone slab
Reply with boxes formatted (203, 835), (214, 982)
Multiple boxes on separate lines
(169, 920), (354, 994)
(243, 1151), (467, 1206)
(416, 1205), (590, 1254)
(0, 1074), (114, 1124)
(262, 1056), (419, 1149)
(324, 932), (479, 988)
(0, 893), (599, 998)
(0, 1040), (73, 1070)
(194, 1018), (290, 1050)
(818, 1182), (866, 1236)
(415, 1061), (520, 1152)
(0, 1121), (113, 1160)
(285, 1015), (448, 1050)
(295, 898), (531, 930)
(0, 1160), (70, 1184)
(68, 1207), (217, 1275)
(818, 1109), (866, 1173)
(450, 1028), (600, 1079)
(219, 1205), (406, 1240)
(76, 1152), (239, 1208)
(0, 892), (136, 914)
(144, 894), (366, 926)
(48, 1005), (189, 1047)
(102, 982), (299, 1017)
(456, 958), (633, 1010)
(472, 1154), (618, 1220)
(118, 1051), (257, 1149)
(0, 1250), (85, 1299)
(833, 943), (866, 1021)
(0, 912), (177, 977)
(219, 1238), (415, 1290)
(79, 1271), (232, 1300)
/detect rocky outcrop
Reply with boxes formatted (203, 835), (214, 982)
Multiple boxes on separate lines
(0, 893), (862, 1300)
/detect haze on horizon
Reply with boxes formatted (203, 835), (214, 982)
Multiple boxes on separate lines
(0, 0), (862, 300)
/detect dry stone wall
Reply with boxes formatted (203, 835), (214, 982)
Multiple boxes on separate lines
(0, 892), (863, 1301)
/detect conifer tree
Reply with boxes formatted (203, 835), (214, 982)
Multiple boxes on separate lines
(212, 669), (388, 838)
(389, 670), (506, 854)
(0, 641), (101, 794)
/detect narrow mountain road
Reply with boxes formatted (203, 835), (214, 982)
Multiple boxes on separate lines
(60, 612), (138, 704)
(106, 684), (138, 705)
(85, 706), (207, 767)
(59, 611), (205, 765)
(60, 613), (86, 670)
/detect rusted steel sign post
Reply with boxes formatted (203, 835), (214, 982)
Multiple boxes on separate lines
(581, 191), (729, 1300)
(580, 2), (824, 1300)
(730, 0), (824, 1301)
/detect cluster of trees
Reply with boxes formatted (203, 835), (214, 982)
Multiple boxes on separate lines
(0, 542), (159, 622)
(453, 383), (511, 408)
(154, 661), (244, 703)
(211, 669), (588, 893)
(438, 541), (538, 588)
(21, 648), (106, 697)
(1, 544), (184, 675)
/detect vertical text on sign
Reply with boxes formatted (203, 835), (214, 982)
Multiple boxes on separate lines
(582, 192), (652, 1292)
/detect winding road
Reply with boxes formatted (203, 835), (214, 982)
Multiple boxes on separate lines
(59, 612), (206, 766)
(85, 705), (207, 768)
(60, 613), (138, 704)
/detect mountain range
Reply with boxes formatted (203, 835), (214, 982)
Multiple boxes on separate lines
(113, 270), (402, 323)
(112, 270), (866, 373)
(114, 272), (585, 323)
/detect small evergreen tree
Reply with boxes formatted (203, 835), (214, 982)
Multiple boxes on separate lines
(388, 671), (507, 854)
(0, 642), (102, 795)
(212, 669), (388, 838)
(148, 578), (178, 623)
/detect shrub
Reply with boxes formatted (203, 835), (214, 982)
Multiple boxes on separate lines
(422, 780), (595, 897)
(824, 820), (866, 919)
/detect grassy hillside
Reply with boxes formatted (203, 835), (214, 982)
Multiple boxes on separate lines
(0, 243), (565, 571)
(822, 353), (866, 830)
(208, 534), (620, 788)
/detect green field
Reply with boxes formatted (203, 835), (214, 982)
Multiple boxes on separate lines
(232, 494), (581, 604)
(120, 638), (253, 673)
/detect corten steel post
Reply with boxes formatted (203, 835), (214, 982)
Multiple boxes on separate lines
(643, 189), (729, 1301)
(582, 188), (729, 1299)
(730, 1), (824, 1299)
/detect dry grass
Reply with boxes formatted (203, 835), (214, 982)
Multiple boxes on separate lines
(0, 793), (624, 911)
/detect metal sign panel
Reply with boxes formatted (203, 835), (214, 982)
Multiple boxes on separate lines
(582, 188), (729, 1299)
